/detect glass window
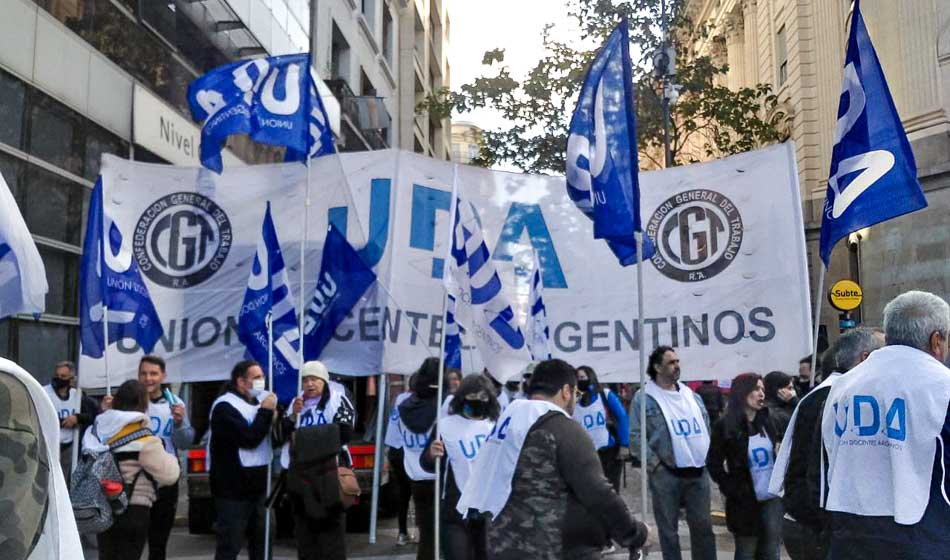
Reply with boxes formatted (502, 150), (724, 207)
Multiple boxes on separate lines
(21, 165), (85, 246)
(0, 320), (10, 358)
(28, 92), (85, 177)
(382, 7), (394, 68)
(84, 123), (128, 181)
(776, 25), (788, 86)
(0, 151), (24, 206)
(37, 246), (79, 317)
(0, 70), (26, 150)
(15, 321), (75, 382)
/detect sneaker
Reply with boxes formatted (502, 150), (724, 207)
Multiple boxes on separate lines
(397, 533), (411, 546)
(602, 543), (617, 555)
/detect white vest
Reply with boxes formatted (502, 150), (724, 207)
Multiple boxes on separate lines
(439, 414), (494, 493)
(147, 395), (187, 454)
(279, 387), (354, 469)
(821, 345), (950, 525)
(456, 399), (567, 518)
(644, 381), (710, 468)
(747, 432), (776, 501)
(385, 392), (411, 449)
(208, 392), (273, 469)
(44, 385), (80, 445)
(399, 414), (435, 482)
(573, 390), (611, 449)
(768, 372), (841, 497)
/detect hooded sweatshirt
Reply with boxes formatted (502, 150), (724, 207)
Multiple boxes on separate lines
(82, 410), (180, 507)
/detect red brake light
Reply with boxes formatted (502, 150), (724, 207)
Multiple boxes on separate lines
(187, 449), (207, 473)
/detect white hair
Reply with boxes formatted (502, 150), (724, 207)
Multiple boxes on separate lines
(883, 290), (950, 352)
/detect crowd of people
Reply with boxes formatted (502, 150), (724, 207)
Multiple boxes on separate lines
(39, 288), (950, 560)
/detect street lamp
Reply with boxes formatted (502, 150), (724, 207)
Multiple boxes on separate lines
(653, 0), (681, 167)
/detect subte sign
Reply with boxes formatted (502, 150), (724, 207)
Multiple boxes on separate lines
(828, 280), (863, 311)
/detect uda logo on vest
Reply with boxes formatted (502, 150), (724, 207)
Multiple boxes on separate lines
(133, 192), (232, 289)
(646, 189), (743, 283)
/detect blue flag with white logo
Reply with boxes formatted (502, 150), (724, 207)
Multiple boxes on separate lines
(566, 19), (655, 266)
(302, 224), (376, 360)
(444, 294), (463, 369)
(188, 53), (335, 173)
(80, 180), (164, 358)
(818, 0), (926, 266)
(526, 252), (552, 361)
(0, 170), (47, 320)
(237, 202), (301, 404)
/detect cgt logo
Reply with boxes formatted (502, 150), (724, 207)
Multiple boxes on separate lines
(133, 192), (232, 289)
(646, 189), (743, 283)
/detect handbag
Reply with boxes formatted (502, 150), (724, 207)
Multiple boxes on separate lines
(337, 465), (361, 509)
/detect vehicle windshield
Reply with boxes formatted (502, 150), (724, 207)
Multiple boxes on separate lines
(0, 370), (50, 560)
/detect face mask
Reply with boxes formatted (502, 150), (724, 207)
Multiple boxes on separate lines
(577, 379), (591, 392)
(51, 377), (71, 391)
(249, 378), (266, 398)
(463, 402), (487, 419)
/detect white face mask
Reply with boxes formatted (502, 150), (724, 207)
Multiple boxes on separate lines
(249, 378), (266, 398)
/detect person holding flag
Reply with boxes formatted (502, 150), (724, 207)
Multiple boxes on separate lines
(573, 365), (629, 494)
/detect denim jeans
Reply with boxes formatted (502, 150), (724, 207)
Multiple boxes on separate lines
(648, 465), (717, 560)
(733, 499), (783, 560)
(214, 497), (266, 560)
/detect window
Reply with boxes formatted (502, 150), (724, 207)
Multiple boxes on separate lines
(16, 321), (76, 381)
(0, 71), (26, 150)
(21, 165), (87, 246)
(37, 246), (80, 317)
(360, 70), (377, 97)
(28, 93), (84, 177)
(382, 6), (395, 68)
(776, 25), (788, 86)
(85, 123), (129, 181)
(0, 152), (23, 206)
(361, 0), (376, 32)
(331, 23), (351, 83)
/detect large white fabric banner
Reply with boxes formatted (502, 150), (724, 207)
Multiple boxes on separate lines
(79, 143), (811, 387)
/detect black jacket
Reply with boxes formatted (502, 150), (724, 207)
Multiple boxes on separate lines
(209, 389), (275, 500)
(765, 396), (797, 442)
(782, 385), (831, 530)
(708, 408), (778, 537)
(398, 393), (438, 434)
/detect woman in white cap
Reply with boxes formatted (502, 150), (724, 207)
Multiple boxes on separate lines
(280, 360), (355, 560)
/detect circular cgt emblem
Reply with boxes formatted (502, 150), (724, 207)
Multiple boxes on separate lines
(133, 192), (232, 289)
(646, 189), (743, 282)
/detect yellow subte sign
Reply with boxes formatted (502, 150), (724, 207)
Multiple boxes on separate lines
(828, 280), (863, 311)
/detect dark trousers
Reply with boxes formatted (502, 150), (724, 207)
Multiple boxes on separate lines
(59, 443), (73, 482)
(598, 446), (623, 493)
(733, 499), (783, 560)
(649, 466), (717, 560)
(148, 481), (179, 560)
(214, 497), (266, 560)
(388, 449), (413, 535)
(443, 517), (487, 560)
(295, 510), (346, 560)
(783, 518), (829, 560)
(97, 504), (150, 560)
(412, 480), (435, 560)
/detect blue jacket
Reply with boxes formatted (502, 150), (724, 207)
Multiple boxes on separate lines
(580, 390), (630, 449)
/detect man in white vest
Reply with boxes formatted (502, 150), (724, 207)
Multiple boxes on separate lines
(821, 290), (950, 559)
(630, 346), (717, 560)
(209, 359), (277, 560)
(458, 358), (648, 559)
(43, 360), (97, 478)
(137, 354), (194, 560)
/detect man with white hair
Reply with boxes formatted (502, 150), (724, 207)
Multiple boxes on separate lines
(820, 290), (950, 558)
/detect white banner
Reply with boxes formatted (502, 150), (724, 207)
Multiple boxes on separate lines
(79, 143), (811, 387)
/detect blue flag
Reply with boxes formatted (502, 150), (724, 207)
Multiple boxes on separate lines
(302, 224), (376, 360)
(818, 0), (926, 266)
(237, 203), (301, 404)
(444, 294), (462, 369)
(79, 181), (164, 358)
(188, 54), (335, 173)
(566, 19), (655, 266)
(526, 252), (552, 361)
(0, 170), (47, 319)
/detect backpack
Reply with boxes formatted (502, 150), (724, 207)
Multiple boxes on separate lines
(69, 426), (154, 534)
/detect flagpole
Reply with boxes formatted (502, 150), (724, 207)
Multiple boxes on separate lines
(298, 157), (312, 393)
(100, 172), (112, 397)
(809, 267), (825, 388)
(434, 288), (448, 560)
(635, 231), (648, 518)
(368, 372), (387, 543)
(265, 312), (274, 560)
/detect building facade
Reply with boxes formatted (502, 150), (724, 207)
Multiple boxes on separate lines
(450, 121), (483, 164)
(0, 0), (450, 382)
(684, 0), (950, 342)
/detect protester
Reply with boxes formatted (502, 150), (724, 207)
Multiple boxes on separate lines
(208, 360), (277, 560)
(821, 291), (950, 559)
(279, 360), (355, 560)
(694, 380), (725, 424)
(134, 355), (194, 560)
(763, 371), (798, 442)
(630, 346), (716, 560)
(43, 360), (98, 478)
(384, 376), (415, 546)
(421, 374), (498, 560)
(397, 357), (443, 560)
(458, 358), (647, 559)
(708, 373), (781, 560)
(573, 365), (629, 493)
(446, 368), (463, 395)
(769, 327), (883, 560)
(83, 380), (180, 560)
(794, 357), (813, 396)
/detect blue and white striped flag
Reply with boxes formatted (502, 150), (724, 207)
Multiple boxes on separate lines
(444, 197), (530, 382)
(0, 170), (47, 319)
(237, 202), (301, 404)
(526, 252), (552, 361)
(444, 293), (463, 369)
